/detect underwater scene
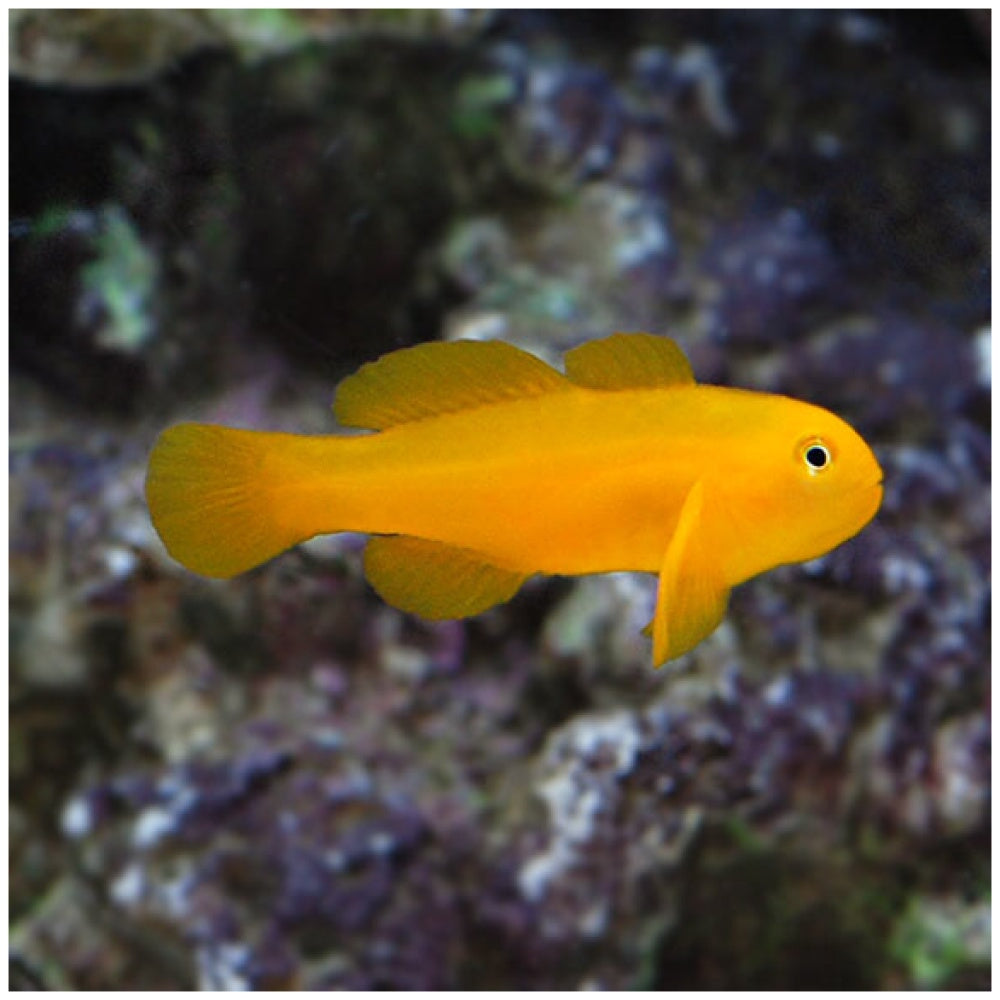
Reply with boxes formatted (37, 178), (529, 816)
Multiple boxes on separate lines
(9, 10), (990, 990)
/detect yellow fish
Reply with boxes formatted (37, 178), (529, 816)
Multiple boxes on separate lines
(146, 333), (883, 665)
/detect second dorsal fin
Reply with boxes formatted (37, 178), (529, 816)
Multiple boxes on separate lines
(334, 340), (570, 430)
(564, 332), (695, 390)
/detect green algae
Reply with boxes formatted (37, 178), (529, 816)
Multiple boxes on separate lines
(80, 205), (157, 353)
(889, 892), (991, 989)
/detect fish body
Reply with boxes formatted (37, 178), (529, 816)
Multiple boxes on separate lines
(147, 333), (883, 665)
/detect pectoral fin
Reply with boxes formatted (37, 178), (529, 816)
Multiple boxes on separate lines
(648, 482), (730, 666)
(364, 535), (526, 620)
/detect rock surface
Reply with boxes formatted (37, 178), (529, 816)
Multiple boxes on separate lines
(10, 10), (989, 990)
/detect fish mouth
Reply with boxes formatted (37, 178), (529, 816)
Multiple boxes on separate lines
(868, 478), (885, 519)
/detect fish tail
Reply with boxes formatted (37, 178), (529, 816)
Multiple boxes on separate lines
(146, 422), (335, 578)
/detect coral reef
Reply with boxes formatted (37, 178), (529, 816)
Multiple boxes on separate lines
(10, 10), (989, 990)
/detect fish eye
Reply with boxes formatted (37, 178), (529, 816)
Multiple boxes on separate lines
(801, 439), (832, 474)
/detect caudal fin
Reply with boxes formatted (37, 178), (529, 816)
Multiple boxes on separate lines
(146, 423), (322, 578)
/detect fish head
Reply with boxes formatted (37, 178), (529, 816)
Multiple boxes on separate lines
(713, 393), (883, 582)
(763, 399), (883, 566)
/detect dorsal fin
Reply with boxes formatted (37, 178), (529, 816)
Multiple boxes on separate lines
(334, 339), (570, 430)
(564, 332), (695, 390)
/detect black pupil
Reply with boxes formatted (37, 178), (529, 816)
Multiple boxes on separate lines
(806, 445), (828, 469)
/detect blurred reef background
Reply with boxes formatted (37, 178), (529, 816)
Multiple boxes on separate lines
(8, 10), (990, 990)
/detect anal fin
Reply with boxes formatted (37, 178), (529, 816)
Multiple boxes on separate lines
(648, 481), (730, 666)
(364, 535), (527, 620)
